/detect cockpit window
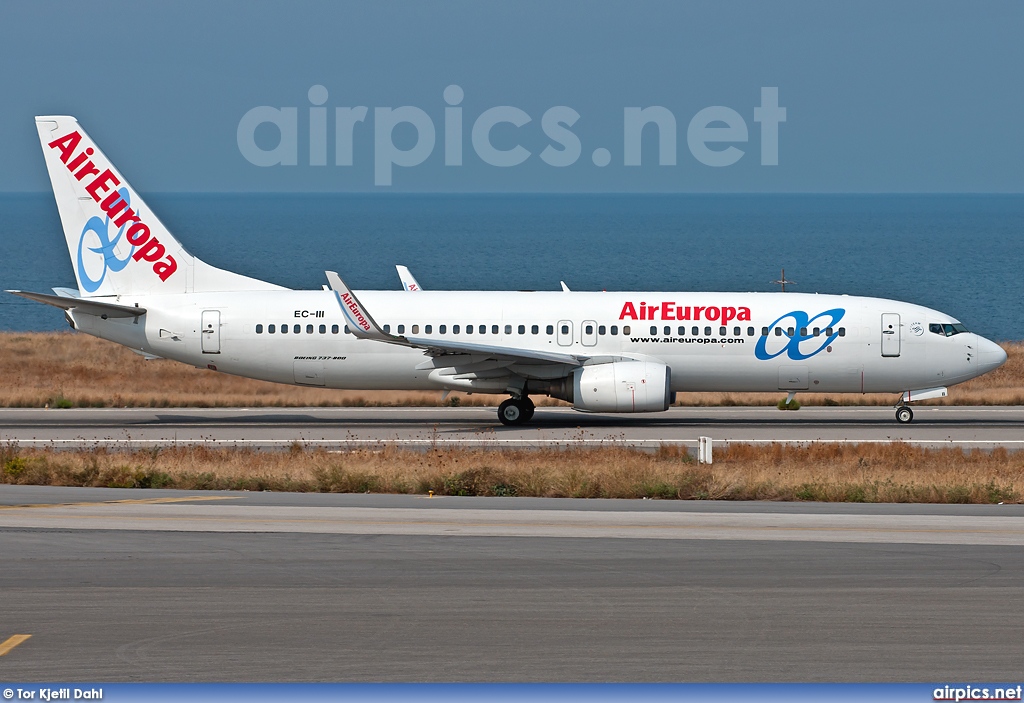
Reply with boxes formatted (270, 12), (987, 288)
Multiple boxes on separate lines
(930, 322), (969, 337)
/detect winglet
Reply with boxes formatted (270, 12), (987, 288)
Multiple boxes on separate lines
(396, 265), (423, 292)
(325, 271), (405, 343)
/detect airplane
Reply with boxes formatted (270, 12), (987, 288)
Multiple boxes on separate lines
(396, 265), (572, 294)
(395, 265), (422, 292)
(8, 116), (1008, 426)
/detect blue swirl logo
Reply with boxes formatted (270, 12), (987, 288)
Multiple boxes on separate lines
(77, 188), (135, 293)
(754, 308), (846, 360)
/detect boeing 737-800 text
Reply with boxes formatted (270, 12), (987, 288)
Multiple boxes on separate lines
(8, 116), (1007, 425)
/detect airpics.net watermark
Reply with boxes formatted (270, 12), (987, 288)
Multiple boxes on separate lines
(237, 85), (786, 186)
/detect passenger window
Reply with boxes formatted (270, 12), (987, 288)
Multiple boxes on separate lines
(466, 325), (473, 334)
(586, 324), (594, 335)
(281, 324), (288, 334)
(692, 326), (699, 336)
(518, 325), (525, 334)
(786, 327), (794, 337)
(623, 326), (630, 335)
(733, 326), (740, 336)
(598, 325), (606, 335)
(412, 325), (419, 334)
(383, 324), (390, 333)
(332, 325), (339, 334)
(344, 325), (350, 334)
(492, 325), (499, 334)
(546, 325), (554, 335)
(440, 325), (447, 334)
(256, 324), (263, 334)
(774, 328), (782, 337)
(319, 324), (326, 334)
(704, 326), (712, 336)
(560, 324), (569, 335)
(838, 327), (846, 337)
(826, 327), (834, 336)
(424, 325), (431, 334)
(293, 324), (300, 334)
(678, 326), (685, 336)
(650, 326), (658, 335)
(610, 326), (618, 336)
(762, 327), (769, 336)
(305, 324), (312, 334)
(661, 326), (669, 335)
(505, 325), (512, 334)
(800, 327), (807, 337)
(719, 326), (726, 336)
(531, 325), (539, 335)
(397, 324), (405, 334)
(453, 325), (460, 334)
(481, 325), (488, 334)
(813, 327), (820, 337)
(268, 324), (275, 334)
(747, 327), (755, 336)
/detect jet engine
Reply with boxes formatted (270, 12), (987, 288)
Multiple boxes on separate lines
(531, 360), (672, 413)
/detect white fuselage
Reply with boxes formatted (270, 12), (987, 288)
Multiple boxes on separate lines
(71, 289), (1003, 397)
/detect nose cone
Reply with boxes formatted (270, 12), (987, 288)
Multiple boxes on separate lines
(977, 336), (1008, 374)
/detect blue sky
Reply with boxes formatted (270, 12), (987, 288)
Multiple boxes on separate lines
(3, 1), (1022, 192)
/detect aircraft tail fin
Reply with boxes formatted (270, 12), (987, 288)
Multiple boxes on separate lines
(35, 116), (283, 297)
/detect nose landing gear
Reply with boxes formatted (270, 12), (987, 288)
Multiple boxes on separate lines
(498, 396), (536, 425)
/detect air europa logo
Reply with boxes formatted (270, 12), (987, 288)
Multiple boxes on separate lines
(754, 309), (846, 361)
(77, 186), (134, 293)
(619, 301), (752, 324)
(338, 292), (372, 332)
(47, 131), (177, 285)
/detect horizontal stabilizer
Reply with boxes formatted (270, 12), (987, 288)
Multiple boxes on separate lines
(6, 290), (146, 318)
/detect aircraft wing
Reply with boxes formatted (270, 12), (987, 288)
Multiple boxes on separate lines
(325, 271), (586, 367)
(6, 290), (147, 318)
(396, 265), (422, 291)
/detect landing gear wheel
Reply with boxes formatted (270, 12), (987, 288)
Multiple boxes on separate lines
(498, 397), (534, 426)
(520, 397), (535, 423)
(895, 406), (914, 424)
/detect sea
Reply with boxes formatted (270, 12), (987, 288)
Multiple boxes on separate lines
(2, 193), (1022, 340)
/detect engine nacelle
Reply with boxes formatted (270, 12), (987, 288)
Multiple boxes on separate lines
(571, 361), (672, 413)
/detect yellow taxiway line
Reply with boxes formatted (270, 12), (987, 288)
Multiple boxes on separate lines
(0, 634), (31, 657)
(0, 495), (240, 510)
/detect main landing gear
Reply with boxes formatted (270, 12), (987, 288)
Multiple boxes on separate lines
(498, 396), (535, 426)
(895, 405), (914, 424)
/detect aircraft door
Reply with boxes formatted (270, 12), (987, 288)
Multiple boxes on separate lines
(201, 310), (221, 354)
(581, 320), (598, 347)
(881, 313), (900, 357)
(557, 320), (573, 346)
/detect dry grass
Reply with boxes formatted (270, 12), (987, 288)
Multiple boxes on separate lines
(2, 331), (1022, 408)
(1, 442), (1021, 503)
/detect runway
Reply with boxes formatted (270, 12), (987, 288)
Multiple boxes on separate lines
(1, 405), (1023, 449)
(2, 405), (1024, 448)
(1, 486), (1023, 682)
